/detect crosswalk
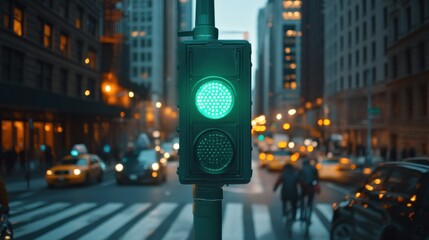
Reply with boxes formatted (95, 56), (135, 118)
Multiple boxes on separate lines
(10, 200), (333, 240)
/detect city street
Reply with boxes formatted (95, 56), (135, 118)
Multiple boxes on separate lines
(7, 155), (357, 240)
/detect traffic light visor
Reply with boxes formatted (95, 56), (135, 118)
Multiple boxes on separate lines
(195, 77), (234, 119)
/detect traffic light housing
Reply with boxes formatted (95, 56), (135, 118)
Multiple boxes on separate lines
(177, 39), (252, 184)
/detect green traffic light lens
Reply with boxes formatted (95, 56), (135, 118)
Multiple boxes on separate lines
(195, 130), (234, 174)
(195, 78), (234, 119)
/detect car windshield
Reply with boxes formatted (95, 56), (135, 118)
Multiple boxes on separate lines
(60, 158), (87, 166)
(321, 159), (340, 164)
(121, 150), (158, 164)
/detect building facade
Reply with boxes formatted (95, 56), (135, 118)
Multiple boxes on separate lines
(0, 0), (129, 169)
(256, 0), (302, 123)
(323, 0), (429, 158)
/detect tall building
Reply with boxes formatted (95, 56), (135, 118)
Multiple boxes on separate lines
(299, 0), (324, 139)
(0, 0), (126, 165)
(256, 0), (302, 123)
(323, 0), (429, 157)
(385, 0), (429, 157)
(119, 0), (192, 136)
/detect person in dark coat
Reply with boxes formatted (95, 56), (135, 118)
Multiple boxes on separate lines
(273, 163), (300, 220)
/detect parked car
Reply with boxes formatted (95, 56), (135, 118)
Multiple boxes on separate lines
(316, 157), (356, 180)
(45, 154), (105, 187)
(331, 162), (429, 240)
(402, 156), (429, 166)
(115, 149), (167, 184)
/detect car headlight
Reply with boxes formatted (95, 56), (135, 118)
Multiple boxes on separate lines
(46, 170), (53, 175)
(151, 162), (160, 171)
(115, 163), (124, 172)
(164, 152), (170, 159)
(73, 169), (81, 175)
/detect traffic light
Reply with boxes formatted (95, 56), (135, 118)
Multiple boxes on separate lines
(177, 39), (252, 184)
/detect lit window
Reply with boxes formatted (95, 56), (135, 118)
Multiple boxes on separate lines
(13, 7), (23, 36)
(60, 34), (69, 56)
(43, 23), (52, 48)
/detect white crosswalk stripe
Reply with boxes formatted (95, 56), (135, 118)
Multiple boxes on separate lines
(10, 201), (47, 215)
(10, 201), (334, 240)
(79, 203), (151, 240)
(162, 203), (193, 240)
(120, 203), (178, 240)
(35, 203), (123, 240)
(222, 203), (244, 240)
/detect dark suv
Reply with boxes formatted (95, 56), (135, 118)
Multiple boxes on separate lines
(331, 162), (429, 240)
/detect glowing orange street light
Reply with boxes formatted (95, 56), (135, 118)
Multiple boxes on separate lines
(283, 123), (291, 130)
(323, 119), (331, 126)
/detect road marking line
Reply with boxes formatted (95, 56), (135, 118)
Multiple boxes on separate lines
(79, 203), (151, 240)
(35, 203), (123, 240)
(10, 201), (47, 215)
(316, 203), (333, 222)
(120, 203), (178, 240)
(9, 201), (24, 208)
(252, 204), (276, 240)
(223, 203), (243, 240)
(11, 202), (71, 224)
(14, 203), (97, 238)
(162, 203), (193, 240)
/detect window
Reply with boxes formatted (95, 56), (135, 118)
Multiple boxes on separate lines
(348, 10), (351, 26)
(419, 41), (426, 70)
(391, 92), (400, 117)
(406, 7), (412, 31)
(2, 47), (24, 83)
(42, 22), (52, 48)
(60, 69), (68, 94)
(355, 26), (359, 43)
(356, 50), (360, 66)
(393, 17), (399, 40)
(372, 41), (376, 60)
(87, 78), (96, 100)
(75, 74), (82, 97)
(363, 46), (367, 62)
(407, 87), (413, 117)
(13, 6), (23, 37)
(75, 6), (83, 29)
(87, 16), (96, 36)
(385, 169), (421, 196)
(421, 83), (428, 117)
(363, 22), (367, 40)
(355, 73), (360, 87)
(36, 60), (52, 90)
(60, 0), (69, 19)
(406, 48), (412, 74)
(340, 56), (344, 70)
(371, 15), (376, 35)
(132, 52), (137, 61)
(384, 62), (388, 78)
(348, 75), (352, 89)
(348, 53), (352, 69)
(420, 0), (426, 23)
(383, 7), (388, 28)
(355, 5), (359, 21)
(392, 55), (398, 78)
(340, 16), (343, 30)
(60, 33), (69, 56)
(87, 48), (97, 69)
(340, 36), (344, 50)
(363, 0), (366, 15)
(372, 67), (376, 83)
(76, 40), (83, 63)
(348, 31), (352, 47)
(340, 77), (344, 90)
(1, 1), (10, 28)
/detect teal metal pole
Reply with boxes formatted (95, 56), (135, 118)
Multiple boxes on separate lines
(193, 184), (223, 240)
(193, 1), (223, 239)
(193, 0), (218, 40)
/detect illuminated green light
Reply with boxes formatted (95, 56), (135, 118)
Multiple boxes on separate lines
(195, 78), (234, 119)
(195, 130), (234, 174)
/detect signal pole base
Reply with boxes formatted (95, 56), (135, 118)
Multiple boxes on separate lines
(193, 184), (223, 240)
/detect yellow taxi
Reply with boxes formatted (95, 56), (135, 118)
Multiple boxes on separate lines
(45, 153), (105, 187)
(258, 151), (274, 167)
(267, 150), (298, 171)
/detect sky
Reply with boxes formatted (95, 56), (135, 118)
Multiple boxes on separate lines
(192, 0), (268, 65)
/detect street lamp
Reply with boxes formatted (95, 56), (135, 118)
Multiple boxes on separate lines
(276, 113), (282, 120)
(288, 108), (297, 116)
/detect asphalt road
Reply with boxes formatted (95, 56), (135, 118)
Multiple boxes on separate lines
(8, 157), (360, 240)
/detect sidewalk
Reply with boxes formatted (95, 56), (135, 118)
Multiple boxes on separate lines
(2, 169), (47, 194)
